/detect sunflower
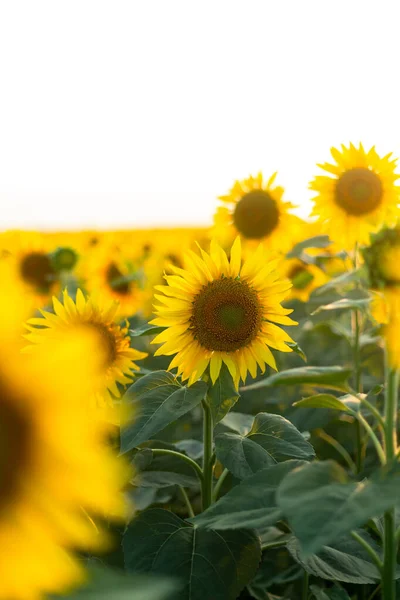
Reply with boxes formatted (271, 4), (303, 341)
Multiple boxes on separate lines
(213, 172), (301, 254)
(362, 227), (400, 369)
(310, 143), (400, 250)
(0, 231), (60, 313)
(0, 301), (130, 599)
(24, 289), (147, 408)
(150, 237), (297, 388)
(80, 243), (144, 317)
(280, 257), (328, 303)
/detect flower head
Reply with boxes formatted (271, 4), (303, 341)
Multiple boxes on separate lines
(151, 238), (297, 388)
(310, 143), (400, 249)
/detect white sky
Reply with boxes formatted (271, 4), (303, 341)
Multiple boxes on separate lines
(1, 1), (400, 230)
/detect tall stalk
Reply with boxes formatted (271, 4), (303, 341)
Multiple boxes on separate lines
(352, 244), (363, 472)
(201, 398), (214, 511)
(382, 353), (399, 600)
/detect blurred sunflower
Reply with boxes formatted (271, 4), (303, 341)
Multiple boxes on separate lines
(213, 172), (300, 253)
(81, 245), (144, 317)
(363, 227), (400, 369)
(0, 231), (59, 312)
(310, 143), (400, 250)
(151, 237), (296, 388)
(0, 295), (130, 599)
(24, 289), (147, 408)
(280, 258), (328, 303)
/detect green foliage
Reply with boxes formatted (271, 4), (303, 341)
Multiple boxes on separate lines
(207, 363), (240, 424)
(242, 366), (352, 392)
(121, 371), (207, 452)
(293, 394), (352, 412)
(277, 459), (400, 554)
(191, 461), (305, 530)
(123, 508), (261, 600)
(287, 531), (382, 583)
(51, 565), (180, 599)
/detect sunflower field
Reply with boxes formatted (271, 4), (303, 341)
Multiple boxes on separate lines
(4, 142), (400, 600)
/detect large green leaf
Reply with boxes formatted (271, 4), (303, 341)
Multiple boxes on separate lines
(220, 412), (254, 435)
(191, 461), (305, 530)
(310, 585), (351, 600)
(286, 235), (331, 259)
(293, 394), (352, 412)
(51, 565), (180, 599)
(215, 414), (314, 480)
(208, 363), (240, 424)
(277, 460), (400, 554)
(248, 413), (315, 462)
(121, 371), (207, 452)
(311, 297), (370, 315)
(215, 432), (275, 480)
(287, 531), (382, 584)
(242, 367), (352, 392)
(131, 441), (199, 489)
(123, 508), (261, 600)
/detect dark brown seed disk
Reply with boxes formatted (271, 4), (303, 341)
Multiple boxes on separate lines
(190, 277), (262, 352)
(20, 252), (55, 292)
(106, 263), (131, 295)
(233, 190), (280, 239)
(335, 168), (383, 215)
(0, 379), (31, 510)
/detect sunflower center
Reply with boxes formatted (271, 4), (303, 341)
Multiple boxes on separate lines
(0, 380), (31, 511)
(335, 168), (383, 215)
(288, 265), (315, 290)
(191, 277), (262, 352)
(20, 252), (55, 292)
(86, 322), (118, 367)
(106, 263), (131, 295)
(233, 190), (280, 239)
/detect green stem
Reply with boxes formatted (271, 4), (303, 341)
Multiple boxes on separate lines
(351, 531), (383, 572)
(179, 486), (195, 518)
(150, 448), (204, 482)
(352, 244), (363, 473)
(201, 398), (214, 511)
(301, 570), (309, 600)
(382, 354), (399, 600)
(353, 412), (386, 465)
(260, 538), (290, 552)
(213, 467), (229, 501)
(315, 428), (357, 474)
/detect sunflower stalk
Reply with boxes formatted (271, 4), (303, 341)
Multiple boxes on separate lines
(352, 244), (364, 473)
(201, 397), (215, 511)
(382, 352), (399, 600)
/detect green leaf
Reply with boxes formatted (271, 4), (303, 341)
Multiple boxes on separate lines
(191, 460), (305, 530)
(130, 323), (165, 337)
(208, 363), (240, 424)
(288, 531), (382, 584)
(310, 585), (351, 600)
(121, 371), (207, 452)
(215, 414), (314, 479)
(175, 439), (203, 459)
(311, 297), (370, 315)
(242, 366), (352, 393)
(293, 394), (352, 413)
(51, 565), (180, 599)
(277, 459), (400, 555)
(248, 413), (316, 462)
(314, 269), (362, 295)
(248, 550), (302, 598)
(215, 432), (276, 480)
(220, 412), (254, 435)
(123, 508), (261, 600)
(131, 442), (199, 489)
(287, 235), (331, 259)
(286, 341), (307, 362)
